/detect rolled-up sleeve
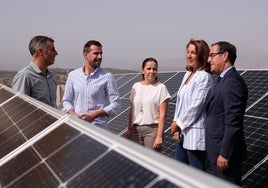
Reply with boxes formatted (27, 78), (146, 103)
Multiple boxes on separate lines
(62, 74), (75, 112)
(103, 74), (121, 116)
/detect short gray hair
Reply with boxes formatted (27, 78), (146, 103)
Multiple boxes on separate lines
(29, 35), (54, 57)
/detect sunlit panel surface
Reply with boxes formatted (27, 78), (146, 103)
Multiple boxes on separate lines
(0, 84), (235, 188)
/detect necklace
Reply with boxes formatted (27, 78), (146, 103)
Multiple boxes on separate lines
(139, 83), (152, 113)
(139, 84), (144, 112)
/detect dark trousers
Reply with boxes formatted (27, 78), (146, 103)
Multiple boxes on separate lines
(209, 159), (242, 186)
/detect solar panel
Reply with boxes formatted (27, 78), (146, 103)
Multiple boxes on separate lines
(162, 105), (177, 158)
(108, 98), (131, 134)
(242, 116), (268, 187)
(157, 72), (177, 83)
(246, 95), (268, 119)
(113, 74), (124, 80)
(115, 73), (140, 91)
(242, 70), (268, 107)
(0, 88), (14, 103)
(113, 70), (268, 188)
(0, 83), (234, 188)
(161, 72), (185, 104)
(118, 74), (141, 98)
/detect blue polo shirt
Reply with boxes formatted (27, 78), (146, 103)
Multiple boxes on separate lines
(12, 61), (57, 107)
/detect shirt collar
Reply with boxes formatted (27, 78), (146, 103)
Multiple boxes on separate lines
(30, 61), (43, 74)
(81, 66), (100, 76)
(30, 61), (52, 76)
(220, 66), (233, 78)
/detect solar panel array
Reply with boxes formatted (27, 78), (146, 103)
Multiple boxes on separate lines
(0, 84), (234, 188)
(111, 70), (268, 188)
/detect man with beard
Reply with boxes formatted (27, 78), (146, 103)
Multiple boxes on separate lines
(62, 40), (121, 129)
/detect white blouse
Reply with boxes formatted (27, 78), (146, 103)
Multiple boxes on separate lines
(130, 82), (170, 125)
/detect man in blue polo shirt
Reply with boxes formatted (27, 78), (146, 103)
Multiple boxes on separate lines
(12, 35), (58, 108)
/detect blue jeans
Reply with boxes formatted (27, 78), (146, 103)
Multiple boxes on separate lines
(175, 142), (206, 171)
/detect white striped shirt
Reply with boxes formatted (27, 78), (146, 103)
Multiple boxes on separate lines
(173, 70), (213, 150)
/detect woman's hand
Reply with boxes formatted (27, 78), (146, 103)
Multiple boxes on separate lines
(153, 136), (163, 150)
(170, 121), (180, 135)
(124, 129), (132, 139)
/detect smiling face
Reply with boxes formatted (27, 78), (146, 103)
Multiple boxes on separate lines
(84, 45), (103, 69)
(186, 44), (199, 71)
(208, 45), (226, 76)
(142, 60), (158, 84)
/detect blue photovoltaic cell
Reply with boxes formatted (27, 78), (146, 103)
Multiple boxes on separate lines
(0, 88), (14, 103)
(46, 134), (109, 182)
(242, 70), (268, 107)
(0, 124), (109, 187)
(108, 110), (129, 134)
(115, 73), (139, 90)
(0, 147), (43, 186)
(0, 95), (57, 160)
(161, 72), (185, 104)
(243, 116), (268, 173)
(246, 95), (268, 119)
(67, 150), (157, 187)
(118, 74), (141, 98)
(157, 72), (177, 83)
(152, 179), (181, 188)
(108, 99), (130, 134)
(0, 122), (181, 187)
(242, 160), (268, 188)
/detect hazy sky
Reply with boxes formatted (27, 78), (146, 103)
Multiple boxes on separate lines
(1, 0), (268, 71)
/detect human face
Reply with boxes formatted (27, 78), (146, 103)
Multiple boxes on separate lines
(186, 44), (199, 71)
(142, 61), (158, 84)
(208, 45), (225, 76)
(84, 45), (103, 69)
(43, 41), (58, 66)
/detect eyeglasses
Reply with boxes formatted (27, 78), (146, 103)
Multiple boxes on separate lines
(208, 52), (224, 58)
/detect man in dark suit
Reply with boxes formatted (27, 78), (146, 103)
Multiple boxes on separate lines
(205, 41), (248, 185)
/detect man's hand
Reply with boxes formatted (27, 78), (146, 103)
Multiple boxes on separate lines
(217, 155), (229, 171)
(67, 109), (81, 118)
(81, 112), (96, 123)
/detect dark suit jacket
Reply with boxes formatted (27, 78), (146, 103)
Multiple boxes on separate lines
(205, 67), (248, 164)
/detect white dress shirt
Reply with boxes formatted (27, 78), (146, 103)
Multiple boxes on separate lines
(62, 67), (121, 128)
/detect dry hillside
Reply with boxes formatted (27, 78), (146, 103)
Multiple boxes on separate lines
(0, 68), (137, 87)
